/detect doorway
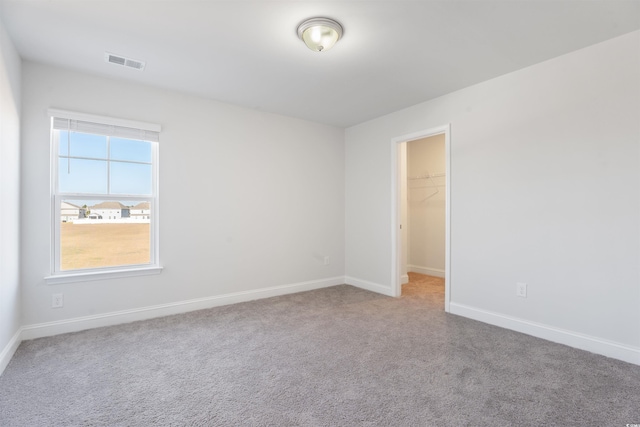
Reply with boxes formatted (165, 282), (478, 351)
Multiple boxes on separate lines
(391, 125), (450, 311)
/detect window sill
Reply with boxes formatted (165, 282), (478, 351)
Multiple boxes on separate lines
(45, 266), (163, 285)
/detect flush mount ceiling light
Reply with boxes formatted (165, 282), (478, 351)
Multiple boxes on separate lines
(297, 17), (343, 52)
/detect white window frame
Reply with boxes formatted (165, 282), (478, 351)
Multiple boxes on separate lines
(45, 109), (162, 285)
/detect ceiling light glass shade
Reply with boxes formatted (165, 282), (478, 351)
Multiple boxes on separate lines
(297, 18), (343, 52)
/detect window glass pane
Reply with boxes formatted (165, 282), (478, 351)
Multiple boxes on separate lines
(59, 158), (108, 194)
(110, 138), (152, 163)
(59, 131), (107, 159)
(110, 162), (152, 195)
(60, 199), (150, 270)
(58, 131), (68, 156)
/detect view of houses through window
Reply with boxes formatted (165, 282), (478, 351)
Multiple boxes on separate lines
(60, 200), (151, 270)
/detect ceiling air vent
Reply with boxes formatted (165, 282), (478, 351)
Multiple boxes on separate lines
(104, 52), (146, 71)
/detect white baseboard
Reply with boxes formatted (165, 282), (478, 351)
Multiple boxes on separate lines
(0, 328), (22, 376)
(400, 274), (409, 285)
(21, 276), (345, 341)
(408, 265), (445, 278)
(345, 276), (395, 297)
(449, 302), (640, 366)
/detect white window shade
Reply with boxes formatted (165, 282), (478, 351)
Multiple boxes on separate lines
(49, 109), (161, 143)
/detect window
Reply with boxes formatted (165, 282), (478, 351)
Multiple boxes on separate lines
(46, 109), (162, 284)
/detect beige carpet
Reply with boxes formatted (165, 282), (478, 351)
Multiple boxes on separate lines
(402, 272), (444, 301)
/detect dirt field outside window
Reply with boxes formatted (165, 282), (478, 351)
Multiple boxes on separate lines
(61, 222), (150, 270)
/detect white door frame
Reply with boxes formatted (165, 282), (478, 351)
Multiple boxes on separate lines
(390, 124), (451, 312)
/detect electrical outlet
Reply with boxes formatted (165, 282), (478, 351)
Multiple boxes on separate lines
(52, 293), (64, 308)
(324, 256), (330, 266)
(516, 283), (527, 298)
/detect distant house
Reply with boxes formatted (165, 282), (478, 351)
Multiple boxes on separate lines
(60, 202), (86, 222)
(130, 201), (150, 220)
(91, 201), (130, 220)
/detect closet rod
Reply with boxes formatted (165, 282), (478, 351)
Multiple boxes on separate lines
(408, 172), (445, 180)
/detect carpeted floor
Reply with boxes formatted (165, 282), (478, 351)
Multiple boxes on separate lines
(1, 275), (639, 426)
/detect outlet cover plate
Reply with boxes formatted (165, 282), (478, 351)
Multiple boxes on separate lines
(52, 293), (64, 308)
(516, 282), (527, 298)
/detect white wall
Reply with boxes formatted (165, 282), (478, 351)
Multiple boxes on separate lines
(21, 62), (345, 330)
(0, 17), (22, 372)
(345, 31), (640, 363)
(407, 135), (446, 277)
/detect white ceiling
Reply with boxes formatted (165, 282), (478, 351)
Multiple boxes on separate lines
(1, 0), (639, 128)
